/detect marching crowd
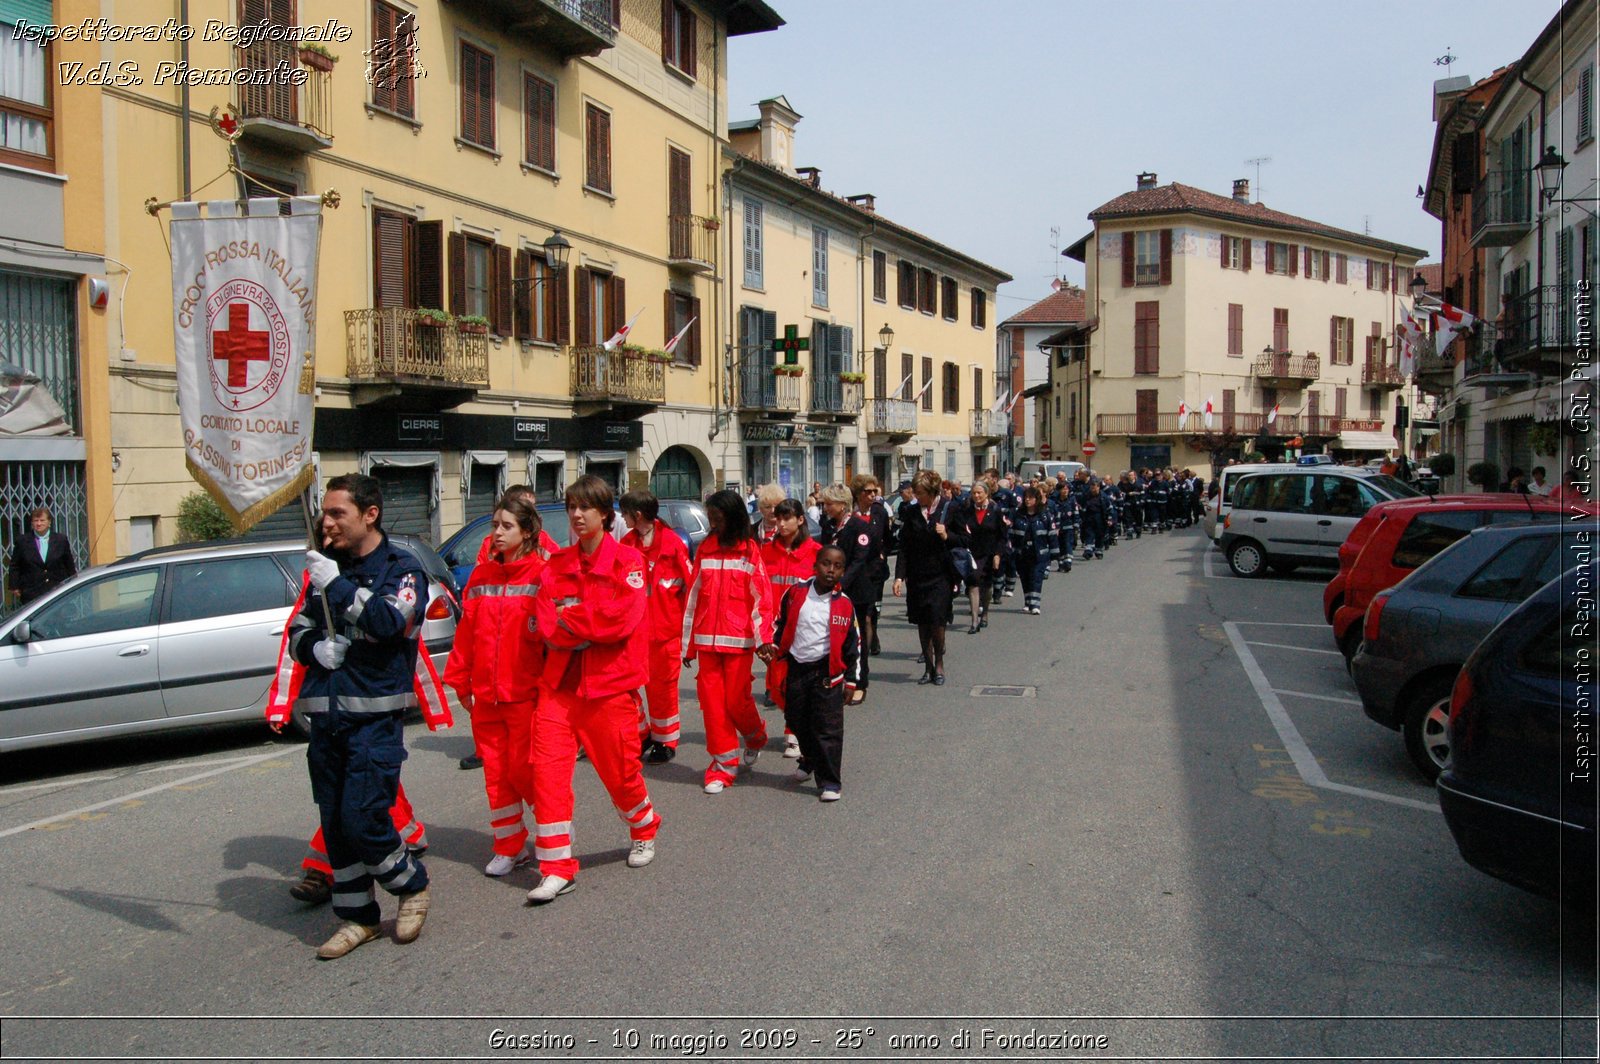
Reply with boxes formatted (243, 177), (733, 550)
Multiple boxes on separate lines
(275, 464), (1209, 960)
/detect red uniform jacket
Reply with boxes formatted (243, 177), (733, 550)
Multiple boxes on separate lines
(758, 536), (819, 624)
(682, 538), (771, 660)
(444, 548), (546, 706)
(620, 520), (692, 642)
(771, 578), (861, 691)
(534, 535), (649, 698)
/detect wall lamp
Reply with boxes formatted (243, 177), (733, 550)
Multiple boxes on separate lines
(511, 230), (572, 287)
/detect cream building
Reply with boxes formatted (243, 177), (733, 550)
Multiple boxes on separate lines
(90, 0), (780, 549)
(1058, 174), (1425, 475)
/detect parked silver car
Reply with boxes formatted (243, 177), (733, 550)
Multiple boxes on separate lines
(0, 537), (456, 753)
(1218, 467), (1422, 576)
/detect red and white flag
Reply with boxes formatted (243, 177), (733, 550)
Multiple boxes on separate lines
(1398, 303), (1427, 377)
(1005, 390), (1024, 414)
(1177, 399), (1190, 430)
(1432, 301), (1476, 333)
(1267, 402), (1280, 426)
(602, 307), (645, 351)
(662, 316), (696, 357)
(1203, 395), (1215, 429)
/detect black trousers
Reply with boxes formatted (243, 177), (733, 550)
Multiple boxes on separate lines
(783, 657), (844, 791)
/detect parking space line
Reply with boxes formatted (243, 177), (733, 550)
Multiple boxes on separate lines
(0, 750), (290, 840)
(1235, 621), (1324, 627)
(1202, 547), (1222, 579)
(1224, 621), (1438, 814)
(1273, 688), (1362, 706)
(1245, 641), (1344, 655)
(0, 776), (120, 795)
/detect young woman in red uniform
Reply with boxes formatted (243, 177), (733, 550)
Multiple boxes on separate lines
(527, 475), (660, 904)
(682, 490), (772, 794)
(758, 498), (818, 759)
(444, 494), (546, 877)
(619, 489), (692, 764)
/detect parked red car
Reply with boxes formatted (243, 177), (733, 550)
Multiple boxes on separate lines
(1323, 494), (1575, 662)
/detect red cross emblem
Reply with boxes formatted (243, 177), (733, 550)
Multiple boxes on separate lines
(212, 303), (271, 390)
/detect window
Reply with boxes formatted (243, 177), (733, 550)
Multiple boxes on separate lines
(1218, 234), (1251, 271)
(942, 362), (959, 413)
(812, 226), (829, 307)
(1334, 387), (1347, 420)
(370, 1), (417, 119)
(900, 352), (913, 400)
(919, 268), (937, 314)
(1266, 242), (1295, 275)
(1580, 63), (1595, 144)
(662, 0), (697, 78)
(941, 277), (958, 321)
(1134, 301), (1159, 374)
(448, 232), (511, 332)
(1068, 393), (1077, 440)
(168, 556), (293, 623)
(574, 267), (624, 346)
(459, 41), (495, 149)
(463, 237), (492, 319)
(513, 249), (567, 344)
(874, 348), (887, 395)
(972, 367), (983, 411)
(742, 199), (763, 288)
(585, 102), (612, 194)
(873, 250), (887, 302)
(664, 289), (701, 366)
(1134, 230), (1162, 285)
(1366, 322), (1383, 366)
(1457, 538), (1554, 602)
(1336, 254), (1348, 284)
(1222, 389), (1236, 429)
(1227, 303), (1244, 355)
(1392, 511), (1481, 569)
(1273, 308), (1289, 352)
(29, 569), (160, 641)
(921, 356), (933, 411)
(0, 15), (52, 168)
(373, 209), (445, 312)
(1330, 316), (1354, 365)
(1366, 259), (1390, 291)
(1306, 248), (1324, 280)
(971, 287), (987, 329)
(523, 72), (556, 172)
(897, 260), (916, 308)
(1135, 388), (1158, 433)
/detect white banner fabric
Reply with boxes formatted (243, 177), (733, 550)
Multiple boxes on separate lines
(171, 196), (322, 530)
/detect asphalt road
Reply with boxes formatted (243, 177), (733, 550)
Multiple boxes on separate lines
(0, 527), (1593, 1062)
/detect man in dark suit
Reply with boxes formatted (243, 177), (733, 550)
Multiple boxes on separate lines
(8, 507), (76, 606)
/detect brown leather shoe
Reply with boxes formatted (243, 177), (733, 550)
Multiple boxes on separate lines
(394, 887), (430, 944)
(288, 868), (332, 905)
(316, 922), (380, 960)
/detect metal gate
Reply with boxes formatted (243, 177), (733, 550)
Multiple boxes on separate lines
(0, 270), (79, 433)
(374, 466), (434, 541)
(650, 446), (701, 499)
(243, 499), (315, 543)
(0, 461), (87, 609)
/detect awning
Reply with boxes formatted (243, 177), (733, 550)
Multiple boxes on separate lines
(1021, 380), (1052, 399)
(1334, 430), (1398, 451)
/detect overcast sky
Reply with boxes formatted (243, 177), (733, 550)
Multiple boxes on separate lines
(728, 0), (1561, 315)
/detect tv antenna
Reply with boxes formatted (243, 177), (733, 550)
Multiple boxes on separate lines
(1245, 156), (1271, 202)
(1050, 226), (1061, 280)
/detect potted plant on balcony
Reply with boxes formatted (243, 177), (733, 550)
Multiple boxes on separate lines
(299, 43), (338, 72)
(457, 314), (491, 335)
(415, 308), (452, 328)
(838, 372), (865, 384)
(698, 214), (721, 231)
(774, 363), (804, 377)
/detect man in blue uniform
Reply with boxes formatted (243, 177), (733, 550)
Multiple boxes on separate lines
(289, 474), (431, 960)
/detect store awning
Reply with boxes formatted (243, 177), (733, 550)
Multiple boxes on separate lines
(1334, 430), (1398, 451)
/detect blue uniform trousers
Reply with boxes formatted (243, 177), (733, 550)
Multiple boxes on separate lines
(307, 710), (428, 926)
(1018, 551), (1051, 611)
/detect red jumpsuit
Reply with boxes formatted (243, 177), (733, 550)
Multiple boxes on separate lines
(444, 548), (545, 858)
(531, 535), (660, 881)
(758, 536), (819, 712)
(620, 520), (692, 748)
(682, 537), (772, 786)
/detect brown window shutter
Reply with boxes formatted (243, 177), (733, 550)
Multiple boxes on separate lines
(373, 208), (411, 309)
(493, 244), (513, 335)
(412, 219), (443, 310)
(1264, 242), (1274, 275)
(553, 266), (570, 344)
(372, 1), (394, 112)
(1337, 254), (1347, 284)
(663, 289), (674, 348)
(447, 232), (466, 316)
(684, 4), (698, 78)
(1329, 317), (1338, 364)
(661, 0), (672, 61)
(1303, 246), (1311, 277)
(1288, 244), (1298, 276)
(460, 45), (477, 144)
(1121, 232), (1135, 287)
(1220, 234), (1229, 268)
(514, 249), (533, 340)
(609, 275), (626, 337)
(1243, 238), (1252, 271)
(688, 295), (701, 366)
(574, 266), (592, 345)
(1159, 229), (1172, 285)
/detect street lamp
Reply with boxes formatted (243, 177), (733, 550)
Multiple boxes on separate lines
(878, 323), (894, 351)
(511, 230), (572, 287)
(1536, 145), (1566, 204)
(1410, 272), (1427, 297)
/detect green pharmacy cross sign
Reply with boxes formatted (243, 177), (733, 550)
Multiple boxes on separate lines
(771, 324), (809, 366)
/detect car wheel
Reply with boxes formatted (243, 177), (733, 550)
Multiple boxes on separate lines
(1402, 677), (1454, 782)
(1268, 559), (1300, 574)
(1227, 539), (1266, 578)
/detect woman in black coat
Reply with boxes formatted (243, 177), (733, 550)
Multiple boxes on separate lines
(954, 479), (1005, 634)
(892, 469), (962, 686)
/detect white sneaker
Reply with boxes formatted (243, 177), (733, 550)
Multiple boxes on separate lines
(1003, 590), (1015, 598)
(783, 735), (801, 758)
(525, 874), (575, 904)
(1030, 607), (1041, 615)
(788, 767), (812, 783)
(819, 788), (841, 802)
(626, 839), (656, 868)
(740, 746), (761, 771)
(483, 848), (531, 877)
(703, 779), (726, 794)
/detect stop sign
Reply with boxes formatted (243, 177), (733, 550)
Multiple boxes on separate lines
(1038, 443), (1052, 458)
(1081, 440), (1098, 457)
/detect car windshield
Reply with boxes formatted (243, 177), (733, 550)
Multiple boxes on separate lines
(1365, 474), (1423, 498)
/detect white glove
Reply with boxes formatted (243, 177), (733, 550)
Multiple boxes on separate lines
(312, 634), (351, 671)
(305, 550), (340, 590)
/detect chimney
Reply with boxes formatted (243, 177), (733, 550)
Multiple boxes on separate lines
(1232, 178), (1250, 202)
(1136, 171), (1158, 190)
(755, 95), (802, 174)
(845, 193), (876, 212)
(796, 166), (822, 189)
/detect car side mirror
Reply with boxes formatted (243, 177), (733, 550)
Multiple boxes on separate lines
(12, 620), (31, 644)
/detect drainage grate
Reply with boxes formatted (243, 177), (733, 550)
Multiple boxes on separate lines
(970, 685), (1036, 698)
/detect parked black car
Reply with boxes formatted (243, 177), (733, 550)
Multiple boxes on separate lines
(1438, 560), (1597, 905)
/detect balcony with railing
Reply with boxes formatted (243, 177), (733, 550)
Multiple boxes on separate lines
(1253, 351), (1320, 387)
(1096, 411), (1359, 437)
(1470, 169), (1532, 247)
(811, 377), (863, 420)
(344, 308), (489, 408)
(481, 0), (618, 57)
(571, 346), (666, 410)
(1497, 286), (1578, 374)
(865, 398), (918, 438)
(667, 215), (717, 273)
(236, 40), (333, 152)
(737, 357), (804, 417)
(1361, 358), (1405, 390)
(970, 409), (1008, 441)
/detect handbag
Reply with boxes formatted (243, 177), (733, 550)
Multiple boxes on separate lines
(948, 546), (977, 584)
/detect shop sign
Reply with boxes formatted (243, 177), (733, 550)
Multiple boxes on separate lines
(513, 418), (550, 444)
(397, 415), (443, 444)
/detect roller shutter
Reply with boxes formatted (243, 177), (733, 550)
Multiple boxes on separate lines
(463, 463), (500, 525)
(374, 466), (433, 540)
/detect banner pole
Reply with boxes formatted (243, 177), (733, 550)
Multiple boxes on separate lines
(300, 479), (336, 641)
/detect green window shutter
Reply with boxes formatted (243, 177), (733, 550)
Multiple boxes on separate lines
(0, 1), (54, 27)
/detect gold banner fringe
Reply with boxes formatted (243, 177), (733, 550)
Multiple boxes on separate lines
(186, 459), (318, 536)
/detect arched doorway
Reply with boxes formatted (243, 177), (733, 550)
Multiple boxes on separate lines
(650, 446), (702, 499)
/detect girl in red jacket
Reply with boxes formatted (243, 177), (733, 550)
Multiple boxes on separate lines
(444, 494), (546, 877)
(758, 498), (818, 759)
(682, 490), (772, 794)
(620, 489), (692, 764)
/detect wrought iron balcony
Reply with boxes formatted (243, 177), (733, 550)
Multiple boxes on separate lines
(471, 0), (618, 58)
(344, 308), (488, 408)
(571, 345), (666, 408)
(1361, 358), (1405, 390)
(236, 40), (333, 152)
(811, 378), (863, 419)
(1497, 286), (1579, 374)
(1470, 169), (1532, 248)
(865, 398), (918, 438)
(1253, 351), (1320, 387)
(1095, 411), (1354, 437)
(737, 357), (804, 416)
(970, 409), (1008, 440)
(667, 214), (716, 273)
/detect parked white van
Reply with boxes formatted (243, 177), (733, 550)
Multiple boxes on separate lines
(1203, 463), (1299, 541)
(1017, 460), (1086, 484)
(1217, 467), (1423, 576)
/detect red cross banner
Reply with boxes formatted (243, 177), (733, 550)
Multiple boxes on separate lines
(170, 197), (322, 529)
